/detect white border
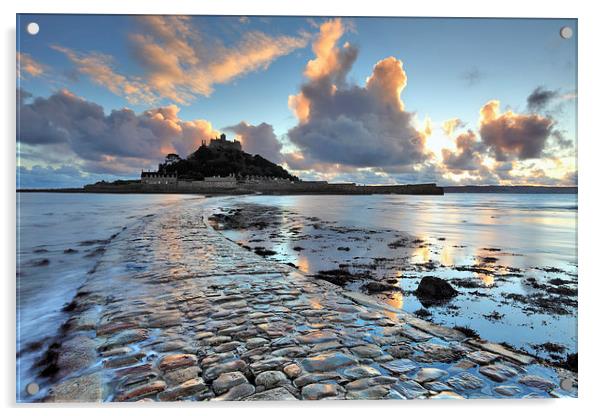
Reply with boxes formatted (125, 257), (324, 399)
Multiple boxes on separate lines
(2, 1), (600, 415)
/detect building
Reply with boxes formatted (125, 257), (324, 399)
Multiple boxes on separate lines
(140, 171), (177, 185)
(207, 133), (242, 151)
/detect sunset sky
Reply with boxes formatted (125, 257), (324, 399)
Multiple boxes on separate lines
(17, 15), (577, 188)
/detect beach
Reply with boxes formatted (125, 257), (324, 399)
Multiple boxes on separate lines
(16, 193), (578, 401)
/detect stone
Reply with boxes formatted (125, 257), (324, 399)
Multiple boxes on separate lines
(387, 344), (413, 359)
(157, 378), (207, 401)
(293, 372), (343, 388)
(245, 387), (298, 401)
(255, 371), (288, 389)
(249, 357), (290, 374)
(283, 363), (302, 379)
(214, 341), (242, 353)
(100, 329), (148, 351)
(46, 373), (103, 402)
(163, 366), (201, 386)
(494, 385), (522, 396)
(212, 371), (247, 395)
(346, 385), (390, 400)
(479, 364), (519, 382)
(272, 346), (307, 357)
(100, 346), (132, 357)
(343, 365), (381, 380)
(345, 376), (397, 391)
(116, 380), (166, 401)
(424, 381), (452, 392)
(158, 354), (197, 372)
(519, 375), (556, 391)
(57, 336), (98, 376)
(351, 344), (384, 358)
(467, 350), (499, 365)
(204, 359), (247, 381)
(414, 368), (448, 383)
(103, 354), (142, 369)
(301, 383), (341, 400)
(300, 352), (358, 372)
(380, 359), (417, 374)
(96, 321), (137, 336)
(446, 372), (485, 391)
(213, 383), (256, 401)
(296, 331), (338, 344)
(246, 337), (269, 349)
(416, 276), (457, 304)
(392, 380), (428, 399)
(467, 341), (535, 365)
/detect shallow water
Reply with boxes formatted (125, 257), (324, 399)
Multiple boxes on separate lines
(203, 193), (578, 361)
(16, 192), (577, 396)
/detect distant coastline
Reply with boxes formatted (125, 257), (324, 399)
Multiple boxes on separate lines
(17, 184), (577, 195)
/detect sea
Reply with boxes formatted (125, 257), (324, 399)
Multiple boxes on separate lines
(16, 192), (577, 394)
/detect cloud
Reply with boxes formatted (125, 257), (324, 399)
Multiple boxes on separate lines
(442, 118), (465, 137)
(17, 52), (46, 78)
(287, 19), (429, 170)
(527, 86), (559, 112)
(18, 89), (220, 174)
(441, 130), (484, 171)
(225, 121), (283, 162)
(52, 45), (157, 104)
(479, 100), (555, 161)
(127, 15), (310, 104)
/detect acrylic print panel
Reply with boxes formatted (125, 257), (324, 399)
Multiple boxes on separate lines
(16, 14), (577, 402)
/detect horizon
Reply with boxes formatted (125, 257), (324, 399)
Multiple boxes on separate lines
(17, 15), (577, 189)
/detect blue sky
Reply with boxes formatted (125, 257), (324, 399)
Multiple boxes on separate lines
(16, 14), (577, 187)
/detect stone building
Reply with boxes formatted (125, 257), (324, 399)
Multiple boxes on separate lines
(207, 133), (242, 151)
(140, 171), (178, 185)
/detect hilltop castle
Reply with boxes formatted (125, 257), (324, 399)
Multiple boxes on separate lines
(203, 133), (242, 151)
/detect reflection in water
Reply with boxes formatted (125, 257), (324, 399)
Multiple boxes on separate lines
(297, 256), (310, 273)
(383, 291), (404, 310)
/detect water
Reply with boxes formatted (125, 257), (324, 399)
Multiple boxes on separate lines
(203, 193), (578, 361)
(16, 192), (577, 393)
(16, 193), (202, 393)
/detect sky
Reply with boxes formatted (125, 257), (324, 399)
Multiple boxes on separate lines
(16, 14), (577, 188)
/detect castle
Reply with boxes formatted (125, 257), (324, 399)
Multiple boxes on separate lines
(204, 133), (242, 151)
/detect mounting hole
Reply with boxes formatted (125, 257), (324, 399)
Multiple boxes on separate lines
(560, 26), (573, 39)
(26, 382), (39, 395)
(26, 22), (39, 36)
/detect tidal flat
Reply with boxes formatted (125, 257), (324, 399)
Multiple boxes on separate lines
(16, 193), (577, 402)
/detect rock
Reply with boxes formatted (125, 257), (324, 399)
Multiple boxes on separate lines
(387, 344), (413, 359)
(479, 363), (519, 382)
(157, 378), (207, 401)
(361, 282), (401, 294)
(100, 346), (132, 357)
(424, 381), (452, 392)
(283, 363), (302, 379)
(204, 359), (247, 381)
(214, 341), (241, 353)
(96, 321), (137, 336)
(245, 337), (269, 349)
(446, 372), (485, 391)
(103, 354), (142, 369)
(343, 365), (381, 380)
(392, 380), (428, 399)
(249, 357), (290, 374)
(272, 346), (307, 357)
(212, 371), (248, 395)
(301, 383), (342, 400)
(158, 354), (197, 372)
(345, 376), (397, 391)
(519, 375), (556, 391)
(346, 385), (390, 400)
(296, 331), (338, 344)
(293, 372), (343, 388)
(46, 373), (103, 402)
(494, 385), (522, 396)
(414, 368), (448, 383)
(100, 329), (148, 351)
(351, 344), (384, 358)
(213, 383), (256, 401)
(380, 359), (417, 374)
(467, 350), (499, 365)
(163, 366), (201, 386)
(116, 380), (167, 401)
(300, 352), (358, 372)
(245, 387), (298, 401)
(201, 336), (231, 346)
(255, 371), (288, 389)
(57, 336), (98, 376)
(415, 276), (457, 305)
